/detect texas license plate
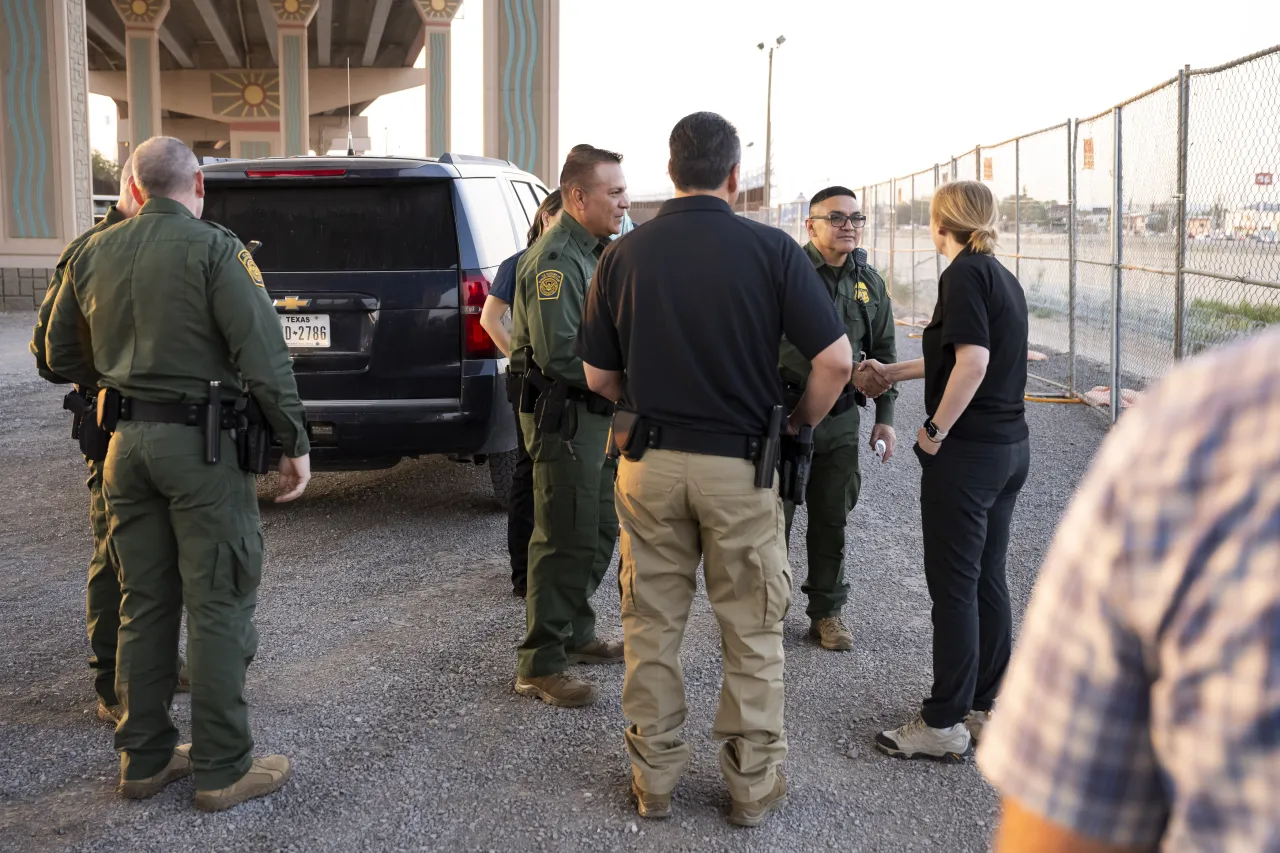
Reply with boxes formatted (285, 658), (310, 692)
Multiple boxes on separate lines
(279, 314), (330, 348)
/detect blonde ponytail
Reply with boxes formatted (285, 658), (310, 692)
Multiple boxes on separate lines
(932, 181), (999, 254)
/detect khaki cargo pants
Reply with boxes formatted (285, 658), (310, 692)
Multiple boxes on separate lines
(615, 448), (791, 802)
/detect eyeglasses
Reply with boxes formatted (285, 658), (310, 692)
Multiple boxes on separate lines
(809, 212), (867, 230)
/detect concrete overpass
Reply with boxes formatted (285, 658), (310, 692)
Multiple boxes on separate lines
(0, 0), (561, 309)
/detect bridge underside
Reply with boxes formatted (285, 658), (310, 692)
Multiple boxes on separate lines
(0, 0), (559, 309)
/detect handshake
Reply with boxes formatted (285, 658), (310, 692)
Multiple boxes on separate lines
(853, 359), (894, 398)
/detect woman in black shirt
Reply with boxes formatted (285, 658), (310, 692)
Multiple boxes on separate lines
(872, 181), (1031, 761)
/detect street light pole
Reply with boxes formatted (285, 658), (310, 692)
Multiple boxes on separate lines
(758, 36), (784, 210)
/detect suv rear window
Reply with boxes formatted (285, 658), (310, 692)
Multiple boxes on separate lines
(202, 182), (459, 272)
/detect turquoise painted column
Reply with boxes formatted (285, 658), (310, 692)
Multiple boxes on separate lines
(414, 1), (461, 158)
(270, 0), (319, 156)
(113, 0), (170, 153)
(483, 0), (559, 184)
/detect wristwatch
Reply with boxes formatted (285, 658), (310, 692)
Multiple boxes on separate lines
(923, 417), (947, 442)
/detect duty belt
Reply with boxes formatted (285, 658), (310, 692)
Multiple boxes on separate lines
(119, 398), (239, 430)
(783, 382), (861, 417)
(564, 386), (615, 416)
(641, 422), (763, 461)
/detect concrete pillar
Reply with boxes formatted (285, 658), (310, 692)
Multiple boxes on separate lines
(112, 0), (169, 153)
(270, 0), (320, 156)
(414, 1), (461, 158)
(483, 0), (559, 184)
(0, 0), (95, 308)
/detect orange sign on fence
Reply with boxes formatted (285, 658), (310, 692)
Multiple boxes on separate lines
(983, 157), (993, 180)
(1083, 139), (1095, 170)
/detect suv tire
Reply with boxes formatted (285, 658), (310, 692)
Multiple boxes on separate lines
(488, 449), (518, 510)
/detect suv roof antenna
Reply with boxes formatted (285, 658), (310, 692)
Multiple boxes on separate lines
(346, 58), (355, 156)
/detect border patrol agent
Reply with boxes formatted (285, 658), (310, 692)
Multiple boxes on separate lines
(46, 137), (311, 811)
(577, 112), (853, 826)
(30, 158), (191, 723)
(510, 145), (629, 708)
(779, 186), (897, 651)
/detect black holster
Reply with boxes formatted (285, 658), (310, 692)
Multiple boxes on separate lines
(609, 408), (650, 461)
(754, 406), (784, 488)
(779, 425), (816, 505)
(235, 395), (273, 474)
(64, 388), (110, 462)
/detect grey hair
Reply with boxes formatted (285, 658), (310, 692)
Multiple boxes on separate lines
(131, 136), (199, 200)
(115, 155), (134, 205)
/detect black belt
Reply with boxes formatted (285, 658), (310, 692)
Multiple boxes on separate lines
(120, 399), (238, 430)
(565, 387), (615, 416)
(783, 384), (861, 417)
(645, 423), (763, 461)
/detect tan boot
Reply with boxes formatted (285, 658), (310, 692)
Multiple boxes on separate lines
(194, 756), (292, 812)
(809, 617), (854, 651)
(176, 657), (191, 694)
(96, 701), (122, 725)
(119, 744), (193, 799)
(633, 782), (672, 819)
(728, 769), (787, 827)
(514, 673), (600, 707)
(567, 638), (624, 665)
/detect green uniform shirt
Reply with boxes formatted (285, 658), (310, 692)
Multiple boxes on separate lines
(779, 242), (898, 427)
(30, 204), (127, 384)
(510, 212), (606, 390)
(46, 197), (310, 457)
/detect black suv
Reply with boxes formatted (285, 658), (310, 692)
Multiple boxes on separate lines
(200, 154), (552, 506)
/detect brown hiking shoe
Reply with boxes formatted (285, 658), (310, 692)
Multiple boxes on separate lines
(97, 701), (122, 725)
(176, 657), (191, 694)
(119, 744), (192, 799)
(809, 617), (854, 651)
(514, 673), (600, 707)
(729, 769), (787, 827)
(567, 638), (624, 665)
(633, 782), (672, 819)
(194, 755), (292, 812)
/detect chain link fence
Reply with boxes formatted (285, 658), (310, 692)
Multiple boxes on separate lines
(743, 45), (1280, 422)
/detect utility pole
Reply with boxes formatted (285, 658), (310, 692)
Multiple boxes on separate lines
(758, 36), (785, 209)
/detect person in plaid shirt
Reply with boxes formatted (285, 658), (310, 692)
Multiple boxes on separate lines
(978, 328), (1280, 851)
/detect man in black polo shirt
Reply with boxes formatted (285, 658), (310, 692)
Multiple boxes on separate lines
(577, 111), (853, 828)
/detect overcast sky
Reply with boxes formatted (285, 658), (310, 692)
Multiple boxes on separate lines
(90, 0), (1273, 202)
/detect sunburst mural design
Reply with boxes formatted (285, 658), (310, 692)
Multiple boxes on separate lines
(115, 0), (166, 25)
(270, 0), (318, 23)
(211, 71), (281, 119)
(417, 0), (463, 21)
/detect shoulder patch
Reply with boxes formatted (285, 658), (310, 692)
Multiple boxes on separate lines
(536, 269), (564, 301)
(238, 248), (265, 287)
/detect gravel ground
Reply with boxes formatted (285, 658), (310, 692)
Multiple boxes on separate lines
(0, 311), (1108, 853)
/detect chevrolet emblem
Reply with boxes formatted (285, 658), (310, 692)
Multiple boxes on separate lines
(274, 296), (311, 311)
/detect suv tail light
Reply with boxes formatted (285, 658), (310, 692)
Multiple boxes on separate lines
(462, 271), (499, 359)
(244, 169), (347, 178)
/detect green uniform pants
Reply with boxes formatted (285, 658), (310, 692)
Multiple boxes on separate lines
(783, 409), (863, 620)
(104, 423), (262, 791)
(517, 403), (618, 678)
(85, 457), (122, 706)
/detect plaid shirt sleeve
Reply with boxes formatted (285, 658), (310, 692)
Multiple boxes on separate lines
(977, 328), (1280, 849)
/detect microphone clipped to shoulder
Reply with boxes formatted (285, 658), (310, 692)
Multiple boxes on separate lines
(853, 247), (867, 273)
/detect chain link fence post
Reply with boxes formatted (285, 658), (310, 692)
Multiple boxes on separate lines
(911, 172), (917, 322)
(1015, 137), (1022, 282)
(1110, 105), (1124, 422)
(889, 178), (896, 299)
(1067, 118), (1078, 396)
(1174, 64), (1190, 360)
(934, 164), (942, 288)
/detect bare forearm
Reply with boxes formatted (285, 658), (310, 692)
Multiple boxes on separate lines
(479, 297), (511, 357)
(995, 798), (1149, 853)
(933, 362), (985, 430)
(584, 364), (623, 402)
(793, 362), (847, 428)
(886, 357), (925, 383)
